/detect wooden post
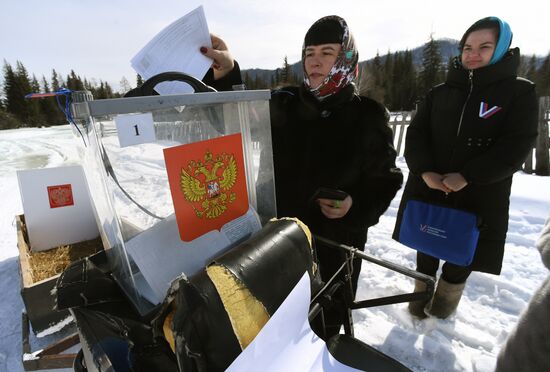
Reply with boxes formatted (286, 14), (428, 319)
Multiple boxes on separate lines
(524, 148), (534, 173)
(395, 114), (407, 157)
(389, 111), (413, 157)
(535, 96), (550, 176)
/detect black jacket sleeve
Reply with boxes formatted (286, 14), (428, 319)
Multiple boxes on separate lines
(404, 90), (436, 176)
(344, 100), (403, 228)
(461, 81), (538, 184)
(202, 61), (243, 92)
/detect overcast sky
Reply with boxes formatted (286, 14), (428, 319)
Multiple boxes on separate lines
(1, 0), (548, 91)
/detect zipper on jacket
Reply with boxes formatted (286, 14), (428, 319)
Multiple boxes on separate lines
(456, 70), (474, 137)
(448, 69), (473, 172)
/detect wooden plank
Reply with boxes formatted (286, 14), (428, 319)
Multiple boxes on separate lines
(523, 149), (534, 173)
(390, 122), (397, 141)
(389, 112), (413, 156)
(22, 312), (31, 355)
(16, 215), (34, 288)
(37, 333), (79, 356)
(22, 312), (79, 371)
(395, 118), (407, 157)
(23, 354), (77, 371)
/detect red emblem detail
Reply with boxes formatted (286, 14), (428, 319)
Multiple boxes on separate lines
(47, 184), (74, 208)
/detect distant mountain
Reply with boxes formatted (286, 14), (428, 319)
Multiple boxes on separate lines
(241, 38), (546, 84)
(360, 38), (461, 67)
(242, 38), (461, 83)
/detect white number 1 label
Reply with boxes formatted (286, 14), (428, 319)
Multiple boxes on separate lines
(115, 112), (156, 148)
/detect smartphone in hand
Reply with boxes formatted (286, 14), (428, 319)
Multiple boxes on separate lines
(311, 187), (348, 201)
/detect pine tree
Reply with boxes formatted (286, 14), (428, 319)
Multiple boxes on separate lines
(390, 52), (403, 110)
(95, 81), (107, 99)
(2, 61), (22, 128)
(29, 74), (46, 125)
(281, 56), (292, 85)
(136, 74), (144, 88)
(25, 71), (43, 125)
(66, 70), (84, 91)
(104, 81), (115, 97)
(538, 53), (550, 96)
(419, 35), (443, 94)
(40, 76), (64, 125)
(3, 61), (16, 112)
(13, 61), (40, 126)
(525, 55), (538, 82)
(51, 69), (61, 91)
(403, 50), (418, 110)
(383, 50), (394, 108)
(370, 52), (386, 103)
(391, 50), (417, 110)
(30, 74), (40, 93)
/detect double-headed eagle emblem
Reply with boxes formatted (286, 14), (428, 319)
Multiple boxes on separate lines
(180, 150), (238, 219)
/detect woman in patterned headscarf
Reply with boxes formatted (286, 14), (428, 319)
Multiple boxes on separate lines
(201, 15), (403, 339)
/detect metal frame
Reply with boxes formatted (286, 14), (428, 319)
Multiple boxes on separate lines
(309, 236), (435, 338)
(72, 90), (271, 118)
(21, 312), (79, 371)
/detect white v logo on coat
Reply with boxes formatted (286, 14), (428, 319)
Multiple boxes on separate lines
(479, 102), (502, 119)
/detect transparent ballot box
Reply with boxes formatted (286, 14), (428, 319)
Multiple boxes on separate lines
(72, 90), (276, 314)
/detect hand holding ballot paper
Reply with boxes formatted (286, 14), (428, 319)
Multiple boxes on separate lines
(131, 5), (214, 95)
(199, 34), (235, 81)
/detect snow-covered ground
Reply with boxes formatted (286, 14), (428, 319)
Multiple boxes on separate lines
(1, 125), (549, 372)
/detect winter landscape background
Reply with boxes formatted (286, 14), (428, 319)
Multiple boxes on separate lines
(0, 124), (549, 372)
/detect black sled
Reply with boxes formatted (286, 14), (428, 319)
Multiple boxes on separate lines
(57, 219), (433, 372)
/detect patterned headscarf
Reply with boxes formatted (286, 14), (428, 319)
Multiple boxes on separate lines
(302, 16), (359, 101)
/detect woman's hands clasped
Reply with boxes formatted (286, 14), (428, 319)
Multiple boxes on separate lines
(421, 171), (468, 193)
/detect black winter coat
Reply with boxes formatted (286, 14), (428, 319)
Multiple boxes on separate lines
(206, 64), (402, 249)
(270, 84), (403, 248)
(393, 48), (538, 274)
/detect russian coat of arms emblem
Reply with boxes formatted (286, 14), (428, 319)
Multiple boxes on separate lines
(164, 133), (249, 242)
(47, 184), (74, 208)
(180, 150), (238, 219)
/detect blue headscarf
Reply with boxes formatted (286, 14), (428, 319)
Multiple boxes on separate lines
(489, 17), (513, 64)
(459, 16), (513, 65)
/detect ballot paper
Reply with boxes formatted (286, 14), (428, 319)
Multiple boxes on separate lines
(131, 5), (212, 95)
(125, 208), (262, 304)
(227, 272), (362, 371)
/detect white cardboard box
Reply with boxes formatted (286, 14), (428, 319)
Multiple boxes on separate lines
(17, 165), (99, 251)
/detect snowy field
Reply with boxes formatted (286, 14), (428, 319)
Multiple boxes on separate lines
(0, 125), (549, 372)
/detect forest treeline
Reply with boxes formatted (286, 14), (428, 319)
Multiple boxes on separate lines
(2, 37), (549, 129)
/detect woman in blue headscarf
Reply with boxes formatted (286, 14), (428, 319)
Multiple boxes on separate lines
(393, 17), (539, 319)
